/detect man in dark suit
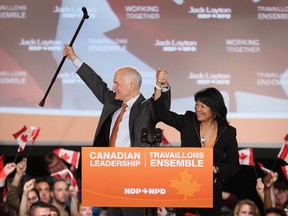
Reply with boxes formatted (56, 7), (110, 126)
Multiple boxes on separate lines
(64, 45), (170, 216)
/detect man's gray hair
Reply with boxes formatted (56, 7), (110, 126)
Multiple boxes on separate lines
(119, 66), (142, 90)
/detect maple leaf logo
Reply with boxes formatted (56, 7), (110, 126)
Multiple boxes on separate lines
(169, 169), (201, 199)
(239, 152), (247, 160)
(21, 134), (28, 142)
(60, 153), (70, 161)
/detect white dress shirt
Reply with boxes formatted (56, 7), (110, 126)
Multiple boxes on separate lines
(73, 57), (83, 69)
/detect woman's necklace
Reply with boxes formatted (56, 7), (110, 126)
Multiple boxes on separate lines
(200, 122), (217, 147)
(200, 136), (206, 144)
(200, 130), (213, 145)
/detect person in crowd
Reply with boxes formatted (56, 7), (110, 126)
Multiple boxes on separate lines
(50, 178), (78, 216)
(50, 204), (61, 216)
(43, 152), (68, 175)
(92, 207), (107, 216)
(19, 178), (40, 216)
(77, 202), (107, 216)
(27, 189), (40, 208)
(68, 180), (79, 216)
(63, 45), (170, 216)
(44, 150), (81, 212)
(35, 177), (52, 204)
(6, 157), (29, 213)
(262, 172), (288, 210)
(0, 162), (18, 216)
(152, 85), (240, 216)
(50, 178), (70, 216)
(264, 207), (285, 216)
(29, 201), (52, 216)
(273, 181), (288, 209)
(256, 177), (276, 208)
(263, 172), (278, 210)
(233, 199), (260, 216)
(78, 203), (93, 216)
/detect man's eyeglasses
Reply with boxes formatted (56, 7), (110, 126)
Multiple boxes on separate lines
(28, 196), (39, 202)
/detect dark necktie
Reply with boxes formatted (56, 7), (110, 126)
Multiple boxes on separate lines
(109, 103), (128, 147)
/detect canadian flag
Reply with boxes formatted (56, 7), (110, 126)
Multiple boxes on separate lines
(257, 162), (272, 174)
(157, 207), (168, 216)
(277, 143), (288, 164)
(281, 165), (288, 181)
(13, 126), (29, 152)
(239, 148), (255, 166)
(184, 213), (198, 216)
(284, 134), (288, 142)
(53, 148), (80, 169)
(0, 154), (4, 178)
(29, 126), (40, 144)
(51, 168), (77, 187)
(0, 154), (7, 201)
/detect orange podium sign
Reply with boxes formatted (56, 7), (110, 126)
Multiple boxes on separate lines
(82, 147), (213, 207)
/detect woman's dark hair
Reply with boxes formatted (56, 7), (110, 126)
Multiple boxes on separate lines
(194, 87), (229, 125)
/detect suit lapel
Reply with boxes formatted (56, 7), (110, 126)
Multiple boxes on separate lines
(129, 94), (145, 146)
(130, 94), (145, 119)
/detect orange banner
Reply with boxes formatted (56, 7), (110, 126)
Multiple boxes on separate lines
(82, 147), (213, 207)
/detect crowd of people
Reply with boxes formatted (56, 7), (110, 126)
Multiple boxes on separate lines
(0, 150), (287, 216)
(0, 153), (107, 216)
(1, 45), (287, 216)
(231, 171), (288, 216)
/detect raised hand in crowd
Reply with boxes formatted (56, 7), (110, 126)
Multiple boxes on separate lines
(256, 177), (277, 209)
(0, 162), (17, 216)
(263, 172), (279, 210)
(0, 162), (16, 185)
(69, 183), (79, 216)
(12, 157), (27, 186)
(19, 178), (38, 216)
(256, 177), (265, 202)
(6, 157), (28, 212)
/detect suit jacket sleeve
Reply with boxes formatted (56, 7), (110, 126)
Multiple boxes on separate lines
(76, 63), (115, 104)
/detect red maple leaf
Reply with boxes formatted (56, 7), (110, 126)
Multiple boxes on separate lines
(239, 152), (247, 160)
(21, 134), (28, 142)
(60, 153), (70, 161)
